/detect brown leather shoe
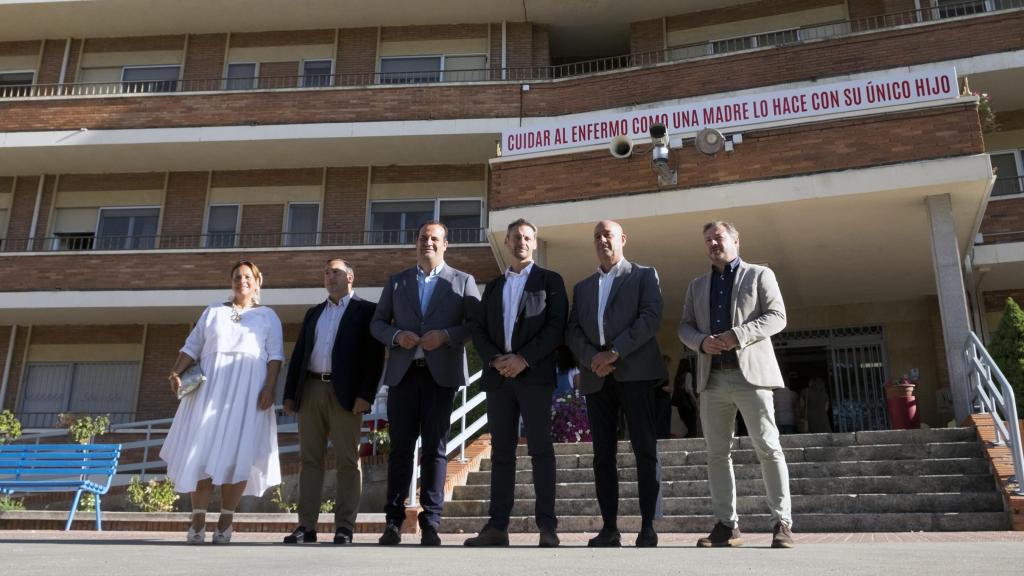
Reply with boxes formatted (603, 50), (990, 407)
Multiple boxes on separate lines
(696, 522), (743, 548)
(771, 522), (794, 548)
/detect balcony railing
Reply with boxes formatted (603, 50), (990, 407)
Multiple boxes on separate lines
(0, 228), (488, 253)
(0, 0), (1019, 99)
(992, 175), (1024, 197)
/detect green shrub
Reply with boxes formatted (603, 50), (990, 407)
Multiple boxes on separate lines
(271, 486), (298, 513)
(989, 297), (1024, 413)
(0, 410), (21, 445)
(0, 495), (25, 511)
(78, 493), (96, 512)
(59, 413), (111, 444)
(127, 476), (179, 512)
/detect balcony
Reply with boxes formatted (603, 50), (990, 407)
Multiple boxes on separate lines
(0, 228), (489, 254)
(992, 175), (1024, 198)
(1, 0), (1021, 100)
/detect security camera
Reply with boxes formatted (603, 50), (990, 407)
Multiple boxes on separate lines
(649, 123), (676, 186)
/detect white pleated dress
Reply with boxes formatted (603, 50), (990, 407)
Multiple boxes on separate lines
(160, 303), (285, 496)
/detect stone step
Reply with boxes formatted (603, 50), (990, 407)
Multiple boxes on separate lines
(519, 428), (978, 456)
(485, 442), (984, 471)
(444, 491), (1006, 518)
(439, 511), (1010, 534)
(453, 474), (997, 501)
(466, 457), (991, 485)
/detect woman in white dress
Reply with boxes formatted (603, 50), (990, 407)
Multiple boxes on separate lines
(162, 260), (284, 544)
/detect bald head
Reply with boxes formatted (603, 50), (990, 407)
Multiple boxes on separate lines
(593, 220), (627, 272)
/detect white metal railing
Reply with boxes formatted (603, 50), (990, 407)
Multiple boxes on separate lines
(16, 370), (488, 497)
(965, 331), (1024, 495)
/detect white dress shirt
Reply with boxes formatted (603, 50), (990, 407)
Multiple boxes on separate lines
(502, 262), (534, 352)
(596, 258), (625, 346)
(309, 293), (352, 373)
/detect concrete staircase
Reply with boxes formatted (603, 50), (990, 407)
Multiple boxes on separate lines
(441, 427), (1011, 533)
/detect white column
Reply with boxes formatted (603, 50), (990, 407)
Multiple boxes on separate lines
(926, 193), (972, 423)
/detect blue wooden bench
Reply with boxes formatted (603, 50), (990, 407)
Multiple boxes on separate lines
(0, 443), (121, 531)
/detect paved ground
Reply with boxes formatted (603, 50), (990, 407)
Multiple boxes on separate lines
(2, 531), (1024, 575)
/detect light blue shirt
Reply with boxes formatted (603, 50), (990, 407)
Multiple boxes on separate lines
(414, 262), (446, 358)
(596, 258), (626, 346)
(309, 293), (351, 374)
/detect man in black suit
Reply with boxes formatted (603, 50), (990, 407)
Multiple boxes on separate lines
(464, 218), (568, 548)
(567, 220), (667, 548)
(371, 221), (480, 546)
(281, 258), (384, 545)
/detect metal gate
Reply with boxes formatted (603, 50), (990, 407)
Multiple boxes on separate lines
(773, 325), (889, 432)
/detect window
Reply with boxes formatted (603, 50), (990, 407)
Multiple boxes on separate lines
(285, 203), (320, 246)
(711, 36), (754, 55)
(205, 204), (239, 248)
(121, 65), (180, 93)
(301, 60), (333, 87)
(936, 0), (992, 19)
(95, 207), (159, 250)
(17, 362), (138, 428)
(379, 54), (487, 84)
(226, 63), (258, 90)
(369, 199), (484, 244)
(0, 71), (34, 98)
(991, 151), (1023, 197)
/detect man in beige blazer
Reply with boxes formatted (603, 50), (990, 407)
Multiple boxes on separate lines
(679, 221), (794, 549)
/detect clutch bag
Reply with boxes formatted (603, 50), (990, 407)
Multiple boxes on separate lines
(177, 364), (206, 399)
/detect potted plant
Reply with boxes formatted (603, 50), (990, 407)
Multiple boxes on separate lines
(884, 369), (918, 399)
(58, 413), (111, 444)
(551, 389), (591, 443)
(884, 369), (920, 430)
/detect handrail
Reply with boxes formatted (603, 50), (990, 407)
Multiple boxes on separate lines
(0, 228), (488, 254)
(965, 331), (1024, 495)
(0, 0), (1019, 100)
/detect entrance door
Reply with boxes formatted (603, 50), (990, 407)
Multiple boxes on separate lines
(774, 326), (889, 433)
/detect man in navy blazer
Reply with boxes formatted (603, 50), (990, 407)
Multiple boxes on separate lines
(567, 220), (667, 548)
(281, 258), (384, 545)
(464, 218), (568, 548)
(371, 221), (481, 546)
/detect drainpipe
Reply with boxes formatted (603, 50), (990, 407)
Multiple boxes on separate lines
(26, 175), (44, 251)
(0, 325), (16, 409)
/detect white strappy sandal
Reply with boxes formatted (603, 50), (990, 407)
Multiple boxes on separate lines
(212, 509), (234, 544)
(186, 509), (206, 544)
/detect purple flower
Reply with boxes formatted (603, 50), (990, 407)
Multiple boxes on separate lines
(551, 389), (592, 443)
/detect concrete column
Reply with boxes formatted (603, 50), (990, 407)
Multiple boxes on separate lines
(926, 194), (972, 423)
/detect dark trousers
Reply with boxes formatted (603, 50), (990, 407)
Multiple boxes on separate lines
(486, 382), (557, 532)
(585, 376), (662, 529)
(384, 364), (456, 529)
(654, 386), (673, 439)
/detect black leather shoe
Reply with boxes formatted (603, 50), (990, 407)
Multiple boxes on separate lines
(635, 527), (658, 548)
(538, 528), (560, 548)
(333, 527), (353, 545)
(378, 524), (401, 546)
(283, 526), (317, 544)
(587, 527), (621, 548)
(464, 525), (509, 547)
(420, 524), (441, 546)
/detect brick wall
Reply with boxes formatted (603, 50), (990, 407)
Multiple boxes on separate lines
(0, 40), (39, 57)
(239, 203), (284, 247)
(6, 177), (39, 251)
(630, 19), (664, 54)
(211, 168), (322, 188)
(64, 39), (83, 83)
(2, 11), (1019, 131)
(35, 176), (57, 240)
(505, 22), (533, 71)
(161, 171), (208, 244)
(58, 172), (165, 192)
(489, 23), (502, 80)
(37, 39), (67, 85)
(82, 35), (185, 53)
(847, 0), (886, 19)
(0, 246), (500, 291)
(136, 324), (190, 421)
(995, 109), (1024, 132)
(666, 0), (845, 31)
(371, 164), (483, 184)
(979, 198), (1024, 244)
(258, 61), (300, 88)
(183, 34), (228, 81)
(984, 290), (1024, 312)
(229, 30), (334, 48)
(532, 25), (550, 68)
(30, 324), (143, 345)
(490, 104), (984, 209)
(380, 24), (487, 42)
(324, 167), (368, 234)
(337, 28), (377, 76)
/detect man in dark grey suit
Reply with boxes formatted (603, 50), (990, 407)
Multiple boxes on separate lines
(371, 221), (480, 546)
(464, 218), (567, 548)
(567, 220), (667, 548)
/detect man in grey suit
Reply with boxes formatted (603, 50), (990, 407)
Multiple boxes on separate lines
(679, 221), (794, 549)
(567, 220), (667, 548)
(371, 221), (481, 546)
